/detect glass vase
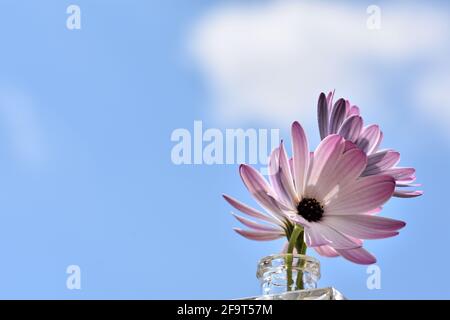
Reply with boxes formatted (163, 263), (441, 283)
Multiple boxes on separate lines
(242, 254), (345, 300)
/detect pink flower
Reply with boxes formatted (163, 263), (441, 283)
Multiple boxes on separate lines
(224, 122), (405, 264)
(317, 91), (422, 198)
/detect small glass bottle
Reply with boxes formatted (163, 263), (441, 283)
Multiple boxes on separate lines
(243, 254), (345, 300)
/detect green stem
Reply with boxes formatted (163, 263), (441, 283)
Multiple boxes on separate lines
(286, 224), (302, 292)
(295, 235), (307, 290)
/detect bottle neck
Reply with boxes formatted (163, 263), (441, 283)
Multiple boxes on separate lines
(257, 254), (320, 296)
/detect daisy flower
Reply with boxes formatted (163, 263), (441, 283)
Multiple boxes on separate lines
(317, 91), (422, 198)
(224, 122), (406, 264)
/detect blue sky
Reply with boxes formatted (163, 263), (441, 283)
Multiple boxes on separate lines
(0, 0), (449, 299)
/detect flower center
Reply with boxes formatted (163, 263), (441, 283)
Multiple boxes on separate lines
(297, 198), (324, 222)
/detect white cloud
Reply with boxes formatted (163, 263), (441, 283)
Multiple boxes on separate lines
(188, 1), (450, 130)
(0, 87), (47, 167)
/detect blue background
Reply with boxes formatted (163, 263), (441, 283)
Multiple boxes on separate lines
(0, 0), (447, 299)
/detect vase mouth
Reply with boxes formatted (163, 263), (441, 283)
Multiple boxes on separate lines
(258, 253), (319, 261)
(256, 253), (321, 281)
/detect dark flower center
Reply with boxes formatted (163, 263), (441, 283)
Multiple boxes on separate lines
(297, 198), (324, 222)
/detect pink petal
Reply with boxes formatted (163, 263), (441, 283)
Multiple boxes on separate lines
(347, 234), (363, 246)
(365, 207), (382, 215)
(291, 121), (309, 196)
(333, 148), (367, 185)
(329, 99), (347, 134)
(317, 93), (329, 140)
(396, 183), (421, 187)
(382, 167), (416, 183)
(232, 213), (282, 232)
(322, 215), (405, 239)
(344, 140), (358, 152)
(372, 131), (383, 154)
(319, 148), (367, 201)
(222, 194), (279, 224)
(335, 247), (377, 265)
(268, 147), (292, 206)
(397, 177), (417, 185)
(344, 100), (351, 114)
(289, 158), (294, 177)
(326, 90), (335, 113)
(278, 141), (299, 204)
(307, 135), (344, 196)
(363, 150), (400, 176)
(325, 175), (395, 215)
(356, 125), (381, 154)
(239, 165), (287, 218)
(309, 222), (361, 249)
(314, 245), (339, 257)
(338, 115), (363, 143)
(348, 106), (360, 116)
(393, 190), (423, 198)
(304, 226), (330, 247)
(267, 192), (294, 213)
(289, 215), (311, 228)
(234, 228), (284, 241)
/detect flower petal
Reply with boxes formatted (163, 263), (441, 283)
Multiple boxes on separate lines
(372, 131), (383, 154)
(289, 158), (294, 177)
(322, 215), (405, 239)
(344, 100), (351, 114)
(344, 140), (358, 152)
(304, 226), (330, 247)
(320, 148), (367, 201)
(382, 167), (416, 183)
(335, 247), (377, 265)
(231, 213), (282, 232)
(306, 135), (344, 197)
(348, 106), (360, 116)
(223, 194), (279, 224)
(289, 214), (311, 228)
(338, 115), (363, 142)
(363, 150), (400, 176)
(318, 93), (329, 140)
(314, 245), (339, 257)
(326, 90), (335, 113)
(279, 141), (299, 205)
(234, 228), (284, 241)
(239, 164), (287, 219)
(291, 121), (309, 196)
(393, 190), (423, 198)
(325, 175), (395, 215)
(365, 207), (382, 215)
(329, 98), (347, 134)
(308, 222), (361, 249)
(356, 125), (381, 154)
(396, 183), (421, 187)
(268, 147), (291, 206)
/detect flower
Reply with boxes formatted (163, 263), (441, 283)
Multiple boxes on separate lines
(317, 91), (422, 198)
(224, 121), (406, 264)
